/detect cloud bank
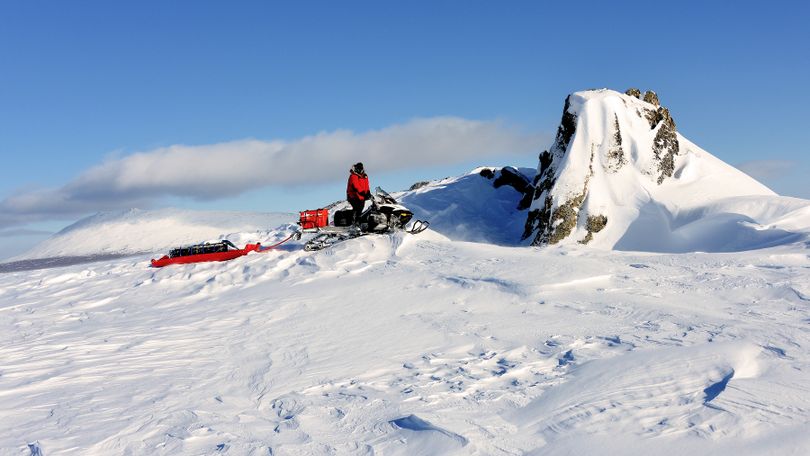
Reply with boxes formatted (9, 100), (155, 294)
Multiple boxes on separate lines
(735, 159), (797, 181)
(0, 228), (54, 238)
(0, 117), (544, 227)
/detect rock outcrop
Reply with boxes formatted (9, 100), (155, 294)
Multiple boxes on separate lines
(523, 95), (580, 243)
(625, 88), (641, 99)
(522, 88), (685, 246)
(643, 90), (660, 106)
(605, 114), (626, 173)
(652, 107), (679, 183)
(493, 166), (534, 210)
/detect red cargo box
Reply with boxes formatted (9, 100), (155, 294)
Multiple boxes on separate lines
(299, 209), (329, 229)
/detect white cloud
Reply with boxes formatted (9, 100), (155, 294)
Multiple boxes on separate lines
(0, 228), (54, 237)
(735, 159), (797, 181)
(0, 117), (545, 227)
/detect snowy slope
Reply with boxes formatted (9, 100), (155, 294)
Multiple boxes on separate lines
(14, 208), (295, 260)
(524, 89), (810, 252)
(395, 167), (535, 245)
(2, 224), (810, 455)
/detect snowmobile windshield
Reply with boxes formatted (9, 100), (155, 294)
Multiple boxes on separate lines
(374, 187), (398, 205)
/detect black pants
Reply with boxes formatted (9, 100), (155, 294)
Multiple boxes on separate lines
(349, 198), (365, 225)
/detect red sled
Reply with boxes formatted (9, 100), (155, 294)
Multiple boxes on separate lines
(299, 208), (329, 229)
(151, 243), (262, 267)
(150, 233), (301, 268)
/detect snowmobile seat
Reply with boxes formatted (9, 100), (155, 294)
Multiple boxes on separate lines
(334, 209), (354, 227)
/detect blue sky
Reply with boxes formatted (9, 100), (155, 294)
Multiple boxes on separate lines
(1, 1), (809, 258)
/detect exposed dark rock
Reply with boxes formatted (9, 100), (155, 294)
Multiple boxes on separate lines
(643, 104), (677, 130)
(587, 214), (608, 233)
(409, 180), (431, 190)
(643, 108), (662, 129)
(478, 168), (495, 179)
(538, 150), (553, 176)
(522, 96), (579, 241)
(659, 107), (676, 129)
(547, 191), (587, 244)
(653, 110), (679, 184)
(557, 96), (578, 152)
(643, 90), (660, 106)
(493, 166), (533, 210)
(517, 192), (534, 211)
(529, 147), (595, 245)
(494, 167), (530, 193)
(605, 114), (626, 173)
(638, 99), (681, 184)
(579, 214), (608, 244)
(625, 88), (641, 99)
(523, 208), (543, 240)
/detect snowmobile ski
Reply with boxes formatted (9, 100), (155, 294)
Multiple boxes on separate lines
(406, 220), (429, 235)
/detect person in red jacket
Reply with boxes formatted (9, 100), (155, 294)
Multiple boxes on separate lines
(347, 162), (371, 226)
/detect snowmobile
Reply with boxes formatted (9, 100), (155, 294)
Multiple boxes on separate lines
(300, 187), (429, 251)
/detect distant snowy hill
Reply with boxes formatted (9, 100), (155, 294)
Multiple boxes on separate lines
(15, 208), (295, 260)
(523, 89), (810, 252)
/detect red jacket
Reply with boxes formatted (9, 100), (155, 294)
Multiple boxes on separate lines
(347, 170), (370, 201)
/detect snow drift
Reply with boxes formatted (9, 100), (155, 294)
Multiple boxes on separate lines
(523, 89), (810, 252)
(395, 166), (535, 245)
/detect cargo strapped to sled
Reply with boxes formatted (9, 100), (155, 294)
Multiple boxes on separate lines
(299, 209), (329, 229)
(169, 240), (238, 258)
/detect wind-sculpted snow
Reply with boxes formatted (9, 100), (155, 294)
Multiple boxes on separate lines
(2, 227), (810, 454)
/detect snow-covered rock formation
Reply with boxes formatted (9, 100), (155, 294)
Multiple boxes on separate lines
(523, 88), (810, 252)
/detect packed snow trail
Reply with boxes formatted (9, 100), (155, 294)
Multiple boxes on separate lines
(2, 228), (810, 455)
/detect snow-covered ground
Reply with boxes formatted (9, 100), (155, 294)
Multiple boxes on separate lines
(2, 222), (810, 455)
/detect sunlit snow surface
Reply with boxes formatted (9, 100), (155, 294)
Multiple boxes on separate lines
(2, 226), (810, 455)
(4, 162), (810, 454)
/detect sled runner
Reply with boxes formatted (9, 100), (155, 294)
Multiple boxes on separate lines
(299, 188), (429, 251)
